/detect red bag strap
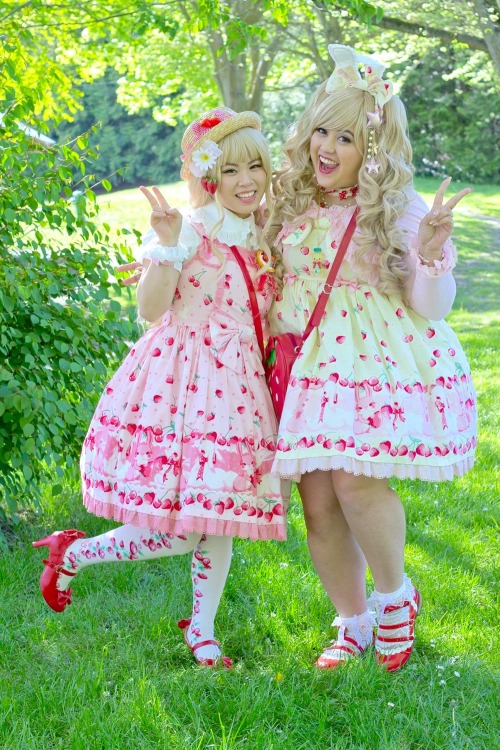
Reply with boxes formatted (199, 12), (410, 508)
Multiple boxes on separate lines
(231, 206), (358, 359)
(302, 206), (359, 342)
(230, 245), (266, 361)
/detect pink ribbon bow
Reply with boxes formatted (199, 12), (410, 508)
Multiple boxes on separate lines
(209, 312), (264, 375)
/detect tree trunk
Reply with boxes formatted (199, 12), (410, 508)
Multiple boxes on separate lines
(471, 0), (500, 74)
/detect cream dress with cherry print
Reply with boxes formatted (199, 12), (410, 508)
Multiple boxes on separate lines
(270, 192), (477, 482)
(81, 203), (288, 540)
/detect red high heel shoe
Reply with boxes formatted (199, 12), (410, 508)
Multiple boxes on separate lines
(32, 529), (86, 612)
(177, 618), (233, 669)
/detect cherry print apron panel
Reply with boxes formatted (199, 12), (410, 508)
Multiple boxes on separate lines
(271, 209), (477, 482)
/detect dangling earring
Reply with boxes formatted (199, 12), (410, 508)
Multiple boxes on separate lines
(365, 109), (382, 174)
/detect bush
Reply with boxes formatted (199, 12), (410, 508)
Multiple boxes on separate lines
(0, 94), (139, 529)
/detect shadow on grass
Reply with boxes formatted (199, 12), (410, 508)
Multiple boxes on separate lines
(453, 214), (500, 313)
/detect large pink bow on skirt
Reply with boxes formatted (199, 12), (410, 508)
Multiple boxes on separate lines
(209, 311), (264, 375)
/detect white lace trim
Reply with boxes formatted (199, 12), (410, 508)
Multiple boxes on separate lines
(370, 575), (419, 656)
(332, 610), (376, 648)
(192, 203), (261, 249)
(319, 610), (375, 662)
(368, 575), (415, 618)
(271, 454), (475, 483)
(141, 242), (190, 271)
(408, 236), (457, 278)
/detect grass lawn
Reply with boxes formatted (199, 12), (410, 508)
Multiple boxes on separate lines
(0, 179), (498, 749)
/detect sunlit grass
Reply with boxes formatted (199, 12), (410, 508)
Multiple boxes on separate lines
(0, 180), (498, 749)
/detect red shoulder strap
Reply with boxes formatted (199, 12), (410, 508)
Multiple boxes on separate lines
(302, 207), (358, 341)
(230, 246), (266, 361)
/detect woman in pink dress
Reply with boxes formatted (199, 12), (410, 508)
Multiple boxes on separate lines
(266, 46), (476, 671)
(33, 107), (288, 668)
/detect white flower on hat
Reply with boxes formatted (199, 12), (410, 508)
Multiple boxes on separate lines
(189, 140), (223, 177)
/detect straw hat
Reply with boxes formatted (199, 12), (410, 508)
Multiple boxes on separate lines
(180, 106), (261, 180)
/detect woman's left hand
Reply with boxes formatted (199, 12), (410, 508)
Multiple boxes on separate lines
(417, 177), (472, 260)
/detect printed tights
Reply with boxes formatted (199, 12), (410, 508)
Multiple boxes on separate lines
(60, 525), (233, 661)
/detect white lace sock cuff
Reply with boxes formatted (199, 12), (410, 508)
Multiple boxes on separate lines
(142, 242), (190, 271)
(332, 610), (376, 648)
(369, 574), (415, 617)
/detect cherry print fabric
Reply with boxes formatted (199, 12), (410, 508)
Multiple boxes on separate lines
(270, 199), (477, 482)
(60, 527), (233, 661)
(81, 208), (288, 540)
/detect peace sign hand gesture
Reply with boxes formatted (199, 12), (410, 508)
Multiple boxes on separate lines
(417, 177), (471, 262)
(140, 185), (183, 247)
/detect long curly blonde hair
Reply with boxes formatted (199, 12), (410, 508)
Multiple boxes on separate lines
(266, 84), (415, 294)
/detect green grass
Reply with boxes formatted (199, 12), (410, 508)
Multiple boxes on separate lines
(0, 179), (498, 749)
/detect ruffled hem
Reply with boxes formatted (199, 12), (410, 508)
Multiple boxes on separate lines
(83, 494), (287, 542)
(271, 453), (475, 483)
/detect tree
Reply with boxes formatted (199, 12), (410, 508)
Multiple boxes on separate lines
(0, 12), (139, 529)
(106, 0), (498, 125)
(51, 70), (185, 188)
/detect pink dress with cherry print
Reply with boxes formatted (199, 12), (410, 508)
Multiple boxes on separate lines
(81, 204), (288, 540)
(270, 192), (477, 482)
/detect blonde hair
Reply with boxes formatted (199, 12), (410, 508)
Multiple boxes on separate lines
(187, 127), (274, 271)
(266, 84), (415, 294)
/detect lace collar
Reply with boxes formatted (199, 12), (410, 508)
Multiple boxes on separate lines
(190, 203), (260, 249)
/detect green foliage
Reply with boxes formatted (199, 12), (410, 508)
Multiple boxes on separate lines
(0, 92), (138, 526)
(51, 71), (185, 188)
(402, 47), (500, 183)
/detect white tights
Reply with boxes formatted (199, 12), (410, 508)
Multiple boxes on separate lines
(60, 525), (233, 661)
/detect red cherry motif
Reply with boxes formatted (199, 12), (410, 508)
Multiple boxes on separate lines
(201, 177), (218, 195)
(200, 116), (222, 128)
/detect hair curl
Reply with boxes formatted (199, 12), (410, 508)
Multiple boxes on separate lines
(266, 84), (415, 294)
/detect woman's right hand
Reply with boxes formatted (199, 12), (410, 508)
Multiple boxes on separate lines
(140, 185), (183, 246)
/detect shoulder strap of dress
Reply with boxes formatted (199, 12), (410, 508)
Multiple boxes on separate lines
(230, 246), (266, 362)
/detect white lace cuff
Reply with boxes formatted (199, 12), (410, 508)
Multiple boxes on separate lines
(141, 242), (190, 272)
(408, 236), (457, 278)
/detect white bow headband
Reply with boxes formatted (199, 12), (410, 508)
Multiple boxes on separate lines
(325, 44), (393, 126)
(325, 44), (393, 174)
